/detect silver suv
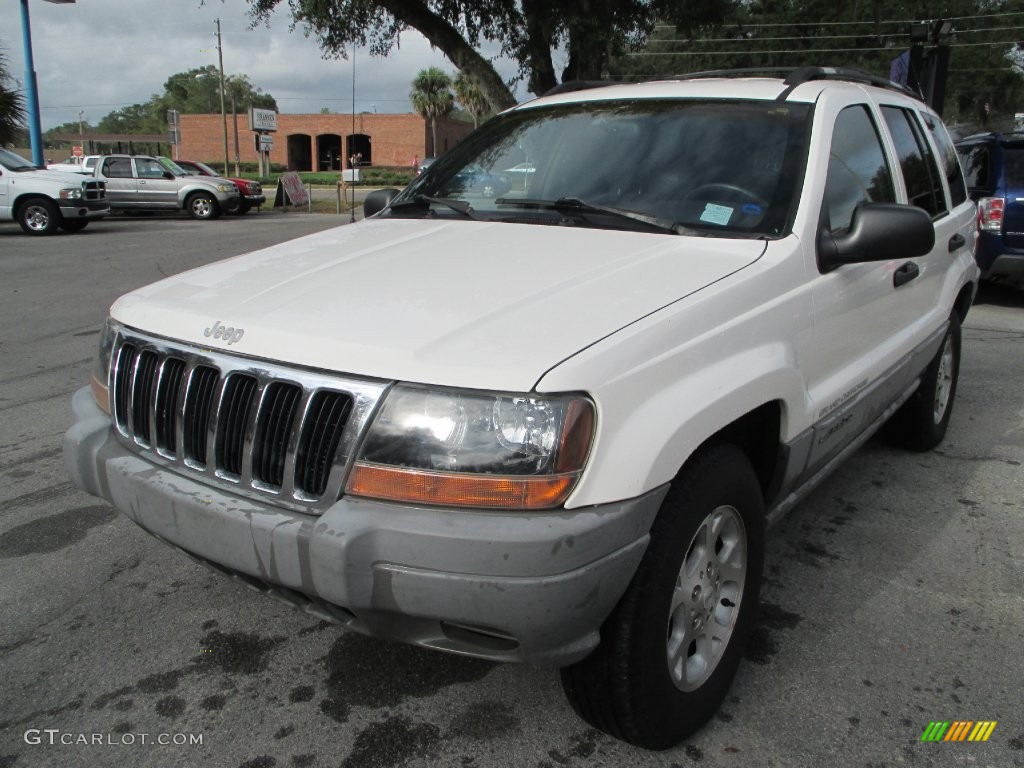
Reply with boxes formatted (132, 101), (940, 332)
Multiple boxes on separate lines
(94, 155), (239, 220)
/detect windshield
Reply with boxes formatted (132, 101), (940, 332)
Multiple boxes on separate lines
(0, 148), (37, 171)
(157, 157), (190, 176)
(395, 99), (811, 237)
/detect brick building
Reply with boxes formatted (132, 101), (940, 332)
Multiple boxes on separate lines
(178, 112), (475, 171)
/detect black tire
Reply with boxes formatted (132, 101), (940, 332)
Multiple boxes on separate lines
(560, 443), (765, 750)
(886, 315), (961, 452)
(59, 219), (89, 232)
(236, 200), (252, 215)
(186, 192), (221, 220)
(17, 198), (62, 235)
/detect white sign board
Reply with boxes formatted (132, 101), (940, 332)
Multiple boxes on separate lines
(257, 135), (274, 152)
(250, 108), (278, 132)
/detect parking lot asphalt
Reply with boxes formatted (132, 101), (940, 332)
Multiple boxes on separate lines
(0, 213), (1022, 768)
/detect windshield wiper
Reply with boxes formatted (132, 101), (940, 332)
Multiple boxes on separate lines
(389, 194), (479, 220)
(493, 196), (681, 234)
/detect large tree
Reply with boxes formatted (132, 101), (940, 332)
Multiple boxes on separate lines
(0, 47), (26, 147)
(96, 65), (278, 135)
(411, 66), (454, 155)
(610, 0), (1024, 125)
(244, 0), (720, 111)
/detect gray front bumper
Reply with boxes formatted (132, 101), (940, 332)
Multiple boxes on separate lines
(64, 387), (665, 665)
(59, 201), (109, 220)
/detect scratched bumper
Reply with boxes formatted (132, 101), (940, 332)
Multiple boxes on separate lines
(63, 387), (664, 665)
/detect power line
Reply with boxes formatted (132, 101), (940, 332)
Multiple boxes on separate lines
(644, 23), (1024, 45)
(626, 40), (1022, 57)
(653, 10), (1024, 30)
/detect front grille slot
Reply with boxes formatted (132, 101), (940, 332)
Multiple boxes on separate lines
(108, 331), (386, 513)
(183, 366), (219, 466)
(113, 343), (137, 430)
(296, 391), (353, 496)
(252, 382), (302, 488)
(131, 350), (159, 445)
(216, 374), (258, 476)
(155, 358), (186, 454)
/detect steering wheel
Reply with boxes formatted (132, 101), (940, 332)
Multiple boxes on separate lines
(684, 183), (768, 210)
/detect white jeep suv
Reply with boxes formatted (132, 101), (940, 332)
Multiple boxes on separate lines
(64, 67), (978, 749)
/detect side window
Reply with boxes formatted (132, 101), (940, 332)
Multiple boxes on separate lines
(825, 105), (895, 231)
(102, 158), (132, 179)
(958, 146), (990, 191)
(881, 106), (948, 218)
(135, 158), (166, 179)
(924, 116), (967, 206)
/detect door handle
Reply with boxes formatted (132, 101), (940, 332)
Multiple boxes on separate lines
(948, 233), (966, 252)
(894, 261), (919, 288)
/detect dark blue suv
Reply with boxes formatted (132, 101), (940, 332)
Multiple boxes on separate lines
(955, 132), (1024, 287)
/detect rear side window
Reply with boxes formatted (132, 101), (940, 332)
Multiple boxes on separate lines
(824, 105), (895, 231)
(102, 158), (132, 179)
(1004, 146), (1024, 188)
(924, 116), (967, 206)
(881, 106), (948, 218)
(958, 145), (991, 190)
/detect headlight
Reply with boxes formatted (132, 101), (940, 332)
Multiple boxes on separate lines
(217, 183), (233, 193)
(59, 187), (82, 200)
(345, 385), (595, 510)
(91, 318), (120, 415)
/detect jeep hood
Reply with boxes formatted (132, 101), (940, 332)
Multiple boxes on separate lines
(111, 218), (765, 391)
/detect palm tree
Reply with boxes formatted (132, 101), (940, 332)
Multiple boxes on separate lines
(410, 67), (454, 157)
(454, 71), (491, 129)
(0, 48), (26, 148)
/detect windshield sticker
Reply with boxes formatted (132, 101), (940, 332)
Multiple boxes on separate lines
(700, 203), (733, 226)
(742, 203), (763, 216)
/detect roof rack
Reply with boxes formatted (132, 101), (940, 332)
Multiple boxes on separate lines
(663, 66), (923, 103)
(541, 80), (617, 97)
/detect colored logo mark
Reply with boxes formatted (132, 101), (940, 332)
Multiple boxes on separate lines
(920, 721), (997, 742)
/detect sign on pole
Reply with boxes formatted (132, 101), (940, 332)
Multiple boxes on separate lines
(250, 108), (277, 132)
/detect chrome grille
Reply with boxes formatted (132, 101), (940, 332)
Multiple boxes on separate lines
(83, 179), (106, 200)
(110, 330), (388, 513)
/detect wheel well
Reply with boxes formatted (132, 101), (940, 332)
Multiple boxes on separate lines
(688, 401), (783, 502)
(953, 282), (975, 324)
(14, 194), (53, 214)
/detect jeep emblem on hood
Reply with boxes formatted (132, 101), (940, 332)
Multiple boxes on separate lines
(204, 320), (245, 345)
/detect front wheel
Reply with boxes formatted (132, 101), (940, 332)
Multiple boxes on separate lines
(560, 443), (765, 749)
(186, 192), (221, 220)
(17, 198), (62, 235)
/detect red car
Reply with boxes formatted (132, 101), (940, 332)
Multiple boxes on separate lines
(171, 159), (266, 214)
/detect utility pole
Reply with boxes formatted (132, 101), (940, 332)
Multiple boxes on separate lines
(215, 18), (229, 176)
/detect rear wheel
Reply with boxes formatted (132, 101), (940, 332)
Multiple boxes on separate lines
(59, 219), (89, 232)
(17, 198), (61, 235)
(186, 192), (220, 220)
(560, 443), (764, 749)
(886, 315), (961, 451)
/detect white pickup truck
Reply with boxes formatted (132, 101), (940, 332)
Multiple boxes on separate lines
(64, 67), (979, 749)
(1, 148), (108, 234)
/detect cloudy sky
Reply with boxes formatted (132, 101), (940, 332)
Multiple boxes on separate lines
(0, 0), (527, 131)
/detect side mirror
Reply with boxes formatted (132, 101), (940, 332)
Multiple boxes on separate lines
(818, 203), (935, 272)
(363, 188), (400, 218)
(163, 171), (175, 180)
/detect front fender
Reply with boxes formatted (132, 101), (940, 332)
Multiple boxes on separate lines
(568, 346), (807, 508)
